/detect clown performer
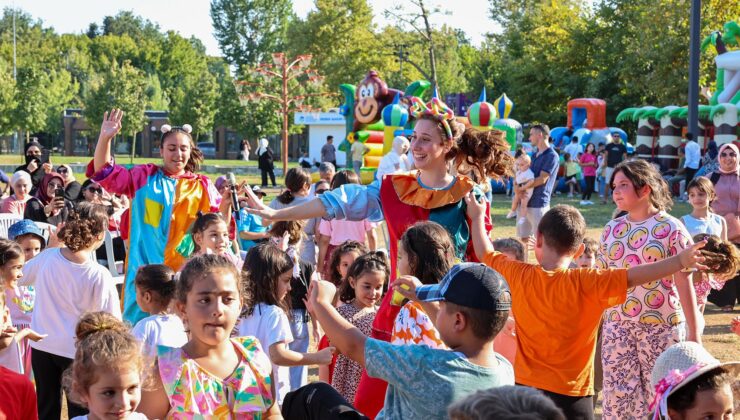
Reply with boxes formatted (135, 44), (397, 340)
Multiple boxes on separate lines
(87, 109), (229, 324)
(246, 95), (514, 417)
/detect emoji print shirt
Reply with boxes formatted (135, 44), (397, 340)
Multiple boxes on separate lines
(597, 211), (692, 326)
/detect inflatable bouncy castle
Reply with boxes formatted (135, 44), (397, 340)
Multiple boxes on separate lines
(550, 98), (628, 150)
(337, 71), (430, 183)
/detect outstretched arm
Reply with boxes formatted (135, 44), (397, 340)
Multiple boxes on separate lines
(94, 109), (123, 173)
(465, 192), (494, 260)
(626, 241), (707, 288)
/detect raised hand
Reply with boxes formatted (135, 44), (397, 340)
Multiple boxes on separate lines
(464, 191), (486, 222)
(100, 109), (123, 142)
(42, 162), (53, 174)
(679, 240), (709, 272)
(391, 276), (423, 302)
(27, 160), (38, 173)
(308, 279), (337, 307)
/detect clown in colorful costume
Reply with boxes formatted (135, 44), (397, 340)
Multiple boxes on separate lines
(317, 171), (491, 416)
(86, 160), (220, 323)
(157, 336), (273, 419)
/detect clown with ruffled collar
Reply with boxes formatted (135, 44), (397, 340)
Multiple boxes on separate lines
(246, 93), (513, 417)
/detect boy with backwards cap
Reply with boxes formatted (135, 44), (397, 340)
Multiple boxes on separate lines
(284, 263), (514, 420)
(464, 195), (708, 420)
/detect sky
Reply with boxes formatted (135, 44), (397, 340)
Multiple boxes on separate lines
(2, 0), (495, 56)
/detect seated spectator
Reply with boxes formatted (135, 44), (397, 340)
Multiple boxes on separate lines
(0, 172), (33, 216)
(23, 173), (74, 225)
(56, 164), (81, 202)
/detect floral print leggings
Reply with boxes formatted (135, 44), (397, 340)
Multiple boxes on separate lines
(600, 320), (683, 419)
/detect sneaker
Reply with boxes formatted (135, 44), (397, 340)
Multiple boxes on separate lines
(517, 217), (527, 225)
(586, 200), (594, 205)
(506, 211), (517, 219)
(580, 200), (588, 205)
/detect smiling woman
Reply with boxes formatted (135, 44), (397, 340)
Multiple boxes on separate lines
(246, 94), (514, 417)
(86, 109), (231, 324)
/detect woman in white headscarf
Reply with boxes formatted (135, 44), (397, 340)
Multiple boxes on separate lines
(257, 138), (277, 187)
(375, 136), (411, 181)
(0, 171), (33, 215)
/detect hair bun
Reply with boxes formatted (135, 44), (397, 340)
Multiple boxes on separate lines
(75, 312), (128, 342)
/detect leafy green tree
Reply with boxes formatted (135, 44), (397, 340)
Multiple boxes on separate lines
(168, 70), (219, 140)
(12, 66), (50, 136)
(210, 0), (293, 68)
(84, 60), (148, 161)
(0, 58), (16, 135)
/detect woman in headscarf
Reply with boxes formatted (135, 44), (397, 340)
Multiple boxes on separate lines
(706, 142), (740, 311)
(56, 164), (82, 202)
(257, 138), (277, 187)
(375, 136), (411, 181)
(14, 141), (51, 194)
(23, 172), (75, 225)
(0, 171), (33, 216)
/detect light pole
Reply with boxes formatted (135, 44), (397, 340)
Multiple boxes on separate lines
(234, 53), (333, 175)
(687, 0), (701, 137)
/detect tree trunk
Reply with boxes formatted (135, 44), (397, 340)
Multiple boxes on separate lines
(418, 0), (438, 92)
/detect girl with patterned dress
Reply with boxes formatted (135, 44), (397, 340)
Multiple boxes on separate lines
(681, 176), (727, 313)
(246, 95), (513, 418)
(597, 160), (701, 419)
(87, 110), (228, 325)
(138, 254), (279, 419)
(390, 221), (454, 349)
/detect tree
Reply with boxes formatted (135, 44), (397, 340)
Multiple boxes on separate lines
(168, 70), (219, 140)
(84, 60), (147, 161)
(0, 58), (16, 135)
(384, 0), (447, 91)
(287, 0), (389, 92)
(12, 66), (50, 137)
(210, 0), (292, 68)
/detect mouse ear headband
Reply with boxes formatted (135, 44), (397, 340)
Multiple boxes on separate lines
(160, 124), (193, 135)
(409, 93), (455, 140)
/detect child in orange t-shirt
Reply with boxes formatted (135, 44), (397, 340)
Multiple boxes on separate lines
(465, 196), (708, 420)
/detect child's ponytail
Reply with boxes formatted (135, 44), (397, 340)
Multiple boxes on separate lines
(693, 233), (740, 279)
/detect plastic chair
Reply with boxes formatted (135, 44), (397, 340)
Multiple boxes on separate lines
(103, 230), (125, 285)
(0, 214), (22, 238)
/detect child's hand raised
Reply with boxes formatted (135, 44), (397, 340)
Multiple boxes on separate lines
(314, 346), (336, 365)
(308, 279), (337, 307)
(391, 276), (423, 302)
(99, 109), (123, 142)
(679, 240), (709, 272)
(463, 191), (486, 222)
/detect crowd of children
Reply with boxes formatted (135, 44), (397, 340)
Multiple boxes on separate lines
(0, 104), (739, 420)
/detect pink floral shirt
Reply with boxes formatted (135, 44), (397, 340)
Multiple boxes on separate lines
(597, 211), (691, 326)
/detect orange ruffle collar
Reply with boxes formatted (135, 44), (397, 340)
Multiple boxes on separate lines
(391, 171), (476, 209)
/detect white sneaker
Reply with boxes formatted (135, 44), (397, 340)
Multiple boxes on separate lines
(580, 200), (588, 205)
(587, 200), (595, 205)
(506, 211), (517, 219)
(517, 217), (527, 225)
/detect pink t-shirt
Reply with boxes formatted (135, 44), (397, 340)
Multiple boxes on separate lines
(579, 153), (597, 177)
(597, 211), (691, 326)
(0, 195), (28, 216)
(319, 219), (376, 246)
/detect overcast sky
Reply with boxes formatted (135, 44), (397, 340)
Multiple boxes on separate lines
(2, 0), (496, 56)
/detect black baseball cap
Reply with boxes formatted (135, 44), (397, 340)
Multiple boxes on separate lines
(417, 263), (511, 311)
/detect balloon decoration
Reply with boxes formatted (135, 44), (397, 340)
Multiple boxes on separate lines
(494, 93), (514, 120)
(466, 88), (497, 129)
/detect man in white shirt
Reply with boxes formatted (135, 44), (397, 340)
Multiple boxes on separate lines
(563, 136), (583, 159)
(683, 133), (701, 189)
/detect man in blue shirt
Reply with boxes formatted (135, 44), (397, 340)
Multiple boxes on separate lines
(515, 124), (558, 260)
